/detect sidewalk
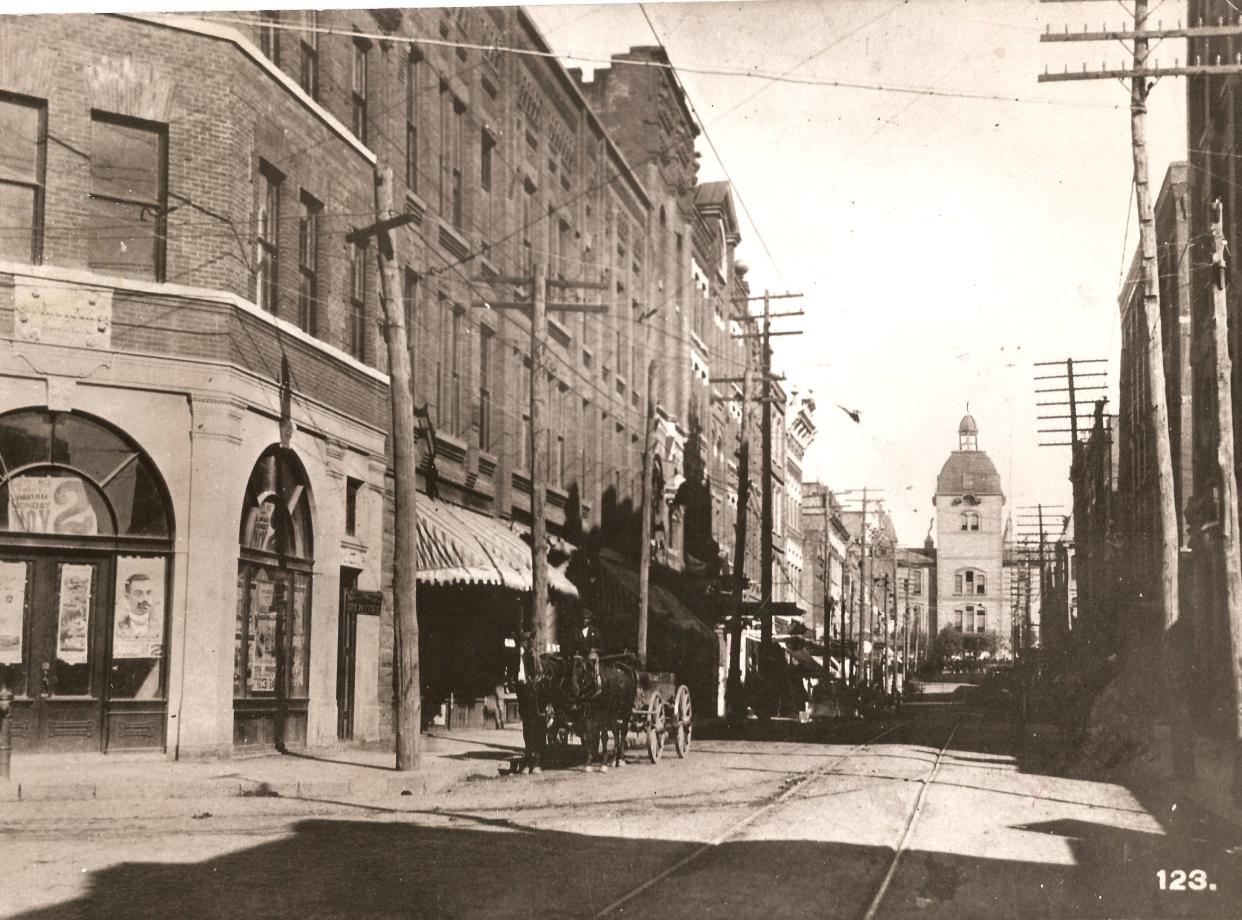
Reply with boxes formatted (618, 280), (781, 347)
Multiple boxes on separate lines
(1130, 724), (1242, 831)
(0, 725), (528, 802)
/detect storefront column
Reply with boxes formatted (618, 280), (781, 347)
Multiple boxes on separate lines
(173, 396), (245, 759)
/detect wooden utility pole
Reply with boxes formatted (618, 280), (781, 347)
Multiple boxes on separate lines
(902, 576), (911, 692)
(857, 488), (868, 686)
(727, 369), (752, 722)
(474, 269), (608, 659)
(760, 291), (774, 647)
(637, 358), (658, 669)
(1208, 198), (1242, 803)
(355, 166), (421, 770)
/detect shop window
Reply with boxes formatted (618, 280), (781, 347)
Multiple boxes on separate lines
(235, 448), (314, 708)
(89, 112), (167, 281)
(0, 409), (171, 537)
(0, 91), (45, 264)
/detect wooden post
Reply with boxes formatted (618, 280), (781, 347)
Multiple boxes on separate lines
(370, 166), (420, 771)
(1131, 0), (1194, 778)
(760, 291), (774, 647)
(530, 262), (549, 657)
(727, 370), (752, 721)
(1208, 199), (1242, 802)
(637, 359), (658, 669)
(857, 488), (868, 686)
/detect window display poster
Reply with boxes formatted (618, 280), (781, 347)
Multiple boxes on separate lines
(234, 569), (246, 695)
(113, 556), (165, 659)
(0, 561), (27, 665)
(290, 577), (308, 698)
(56, 563), (94, 665)
(249, 576), (278, 693)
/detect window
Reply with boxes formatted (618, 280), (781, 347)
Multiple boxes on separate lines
(297, 192), (320, 334)
(478, 327), (493, 451)
(406, 52), (420, 192)
(954, 569), (986, 596)
(481, 129), (494, 192)
(0, 92), (45, 264)
(352, 39), (369, 143)
(254, 163), (281, 313)
(961, 511), (979, 531)
(258, 11), (280, 65)
(520, 360), (532, 471)
(349, 242), (366, 360)
(299, 11), (319, 100)
(402, 268), (419, 341)
(521, 182), (534, 272)
(449, 306), (463, 435)
(89, 113), (167, 280)
(954, 608), (965, 631)
(910, 571), (922, 596)
(439, 86), (464, 228)
(345, 477), (362, 537)
(975, 606), (987, 633)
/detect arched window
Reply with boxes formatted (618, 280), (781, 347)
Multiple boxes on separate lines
(954, 568), (986, 596)
(960, 511), (980, 531)
(235, 446), (314, 749)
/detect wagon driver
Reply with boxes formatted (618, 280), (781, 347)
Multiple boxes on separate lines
(577, 607), (603, 697)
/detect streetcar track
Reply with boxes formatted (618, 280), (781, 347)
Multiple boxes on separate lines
(589, 719), (910, 919)
(860, 716), (962, 920)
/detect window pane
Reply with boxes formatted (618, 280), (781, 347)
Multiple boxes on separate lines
(88, 196), (158, 278)
(0, 409), (52, 472)
(289, 572), (310, 698)
(0, 559), (29, 697)
(109, 556), (167, 699)
(53, 562), (95, 695)
(234, 566), (248, 697)
(0, 96), (41, 184)
(105, 457), (170, 537)
(1, 471), (114, 536)
(0, 181), (36, 262)
(51, 412), (133, 482)
(91, 118), (161, 202)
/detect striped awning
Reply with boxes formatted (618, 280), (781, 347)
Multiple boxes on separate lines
(415, 498), (578, 599)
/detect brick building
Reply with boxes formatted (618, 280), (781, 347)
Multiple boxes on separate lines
(0, 9), (811, 755)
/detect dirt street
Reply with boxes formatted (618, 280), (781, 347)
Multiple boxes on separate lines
(3, 704), (1239, 919)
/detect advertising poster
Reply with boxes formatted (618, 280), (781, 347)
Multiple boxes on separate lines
(113, 556), (164, 659)
(8, 475), (99, 536)
(290, 577), (308, 697)
(56, 563), (94, 665)
(0, 561), (27, 665)
(249, 575), (277, 693)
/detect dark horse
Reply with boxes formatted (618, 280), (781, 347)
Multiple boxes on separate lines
(569, 654), (638, 772)
(515, 633), (574, 774)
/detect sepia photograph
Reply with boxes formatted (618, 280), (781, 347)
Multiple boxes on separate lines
(0, 1), (1240, 917)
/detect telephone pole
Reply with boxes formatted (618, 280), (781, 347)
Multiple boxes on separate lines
(350, 166), (421, 770)
(637, 358), (659, 669)
(1041, 0), (1200, 779)
(726, 370), (752, 722)
(474, 268), (607, 658)
(1208, 199), (1242, 803)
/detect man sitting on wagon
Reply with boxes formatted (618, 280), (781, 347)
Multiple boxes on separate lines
(572, 608), (603, 698)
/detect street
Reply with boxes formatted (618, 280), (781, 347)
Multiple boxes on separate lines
(4, 703), (1238, 920)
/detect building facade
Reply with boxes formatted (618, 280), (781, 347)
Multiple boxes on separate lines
(933, 413), (1010, 657)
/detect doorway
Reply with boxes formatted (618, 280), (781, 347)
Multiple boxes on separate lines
(336, 567), (360, 740)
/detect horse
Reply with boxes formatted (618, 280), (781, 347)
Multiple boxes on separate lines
(569, 654), (638, 772)
(514, 633), (575, 774)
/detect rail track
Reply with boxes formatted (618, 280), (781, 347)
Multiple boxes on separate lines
(592, 713), (964, 920)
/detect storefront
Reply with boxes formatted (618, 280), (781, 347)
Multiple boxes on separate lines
(232, 446), (314, 750)
(0, 408), (174, 753)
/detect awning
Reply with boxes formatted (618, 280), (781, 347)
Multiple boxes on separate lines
(415, 499), (578, 598)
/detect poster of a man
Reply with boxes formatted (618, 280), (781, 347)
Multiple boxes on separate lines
(113, 556), (164, 659)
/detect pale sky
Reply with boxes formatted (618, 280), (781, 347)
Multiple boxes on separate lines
(528, 0), (1187, 545)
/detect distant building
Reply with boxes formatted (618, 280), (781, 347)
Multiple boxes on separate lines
(933, 413), (1010, 658)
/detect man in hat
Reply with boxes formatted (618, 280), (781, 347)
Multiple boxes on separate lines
(576, 608), (603, 698)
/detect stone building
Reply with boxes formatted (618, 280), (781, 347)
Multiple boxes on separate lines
(932, 413), (1010, 658)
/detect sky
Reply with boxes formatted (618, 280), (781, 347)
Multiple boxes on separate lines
(25, 0), (1187, 545)
(525, 0), (1188, 545)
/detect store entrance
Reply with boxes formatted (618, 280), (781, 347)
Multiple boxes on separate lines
(1, 554), (107, 752)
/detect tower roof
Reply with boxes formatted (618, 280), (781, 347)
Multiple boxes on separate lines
(959, 413), (978, 436)
(936, 450), (1002, 496)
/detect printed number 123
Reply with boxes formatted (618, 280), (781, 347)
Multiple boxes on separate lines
(1157, 870), (1215, 892)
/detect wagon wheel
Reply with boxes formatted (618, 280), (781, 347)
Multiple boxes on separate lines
(673, 684), (693, 757)
(645, 691), (666, 763)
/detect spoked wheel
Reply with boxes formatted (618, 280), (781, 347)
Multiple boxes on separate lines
(673, 684), (693, 757)
(645, 691), (666, 763)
